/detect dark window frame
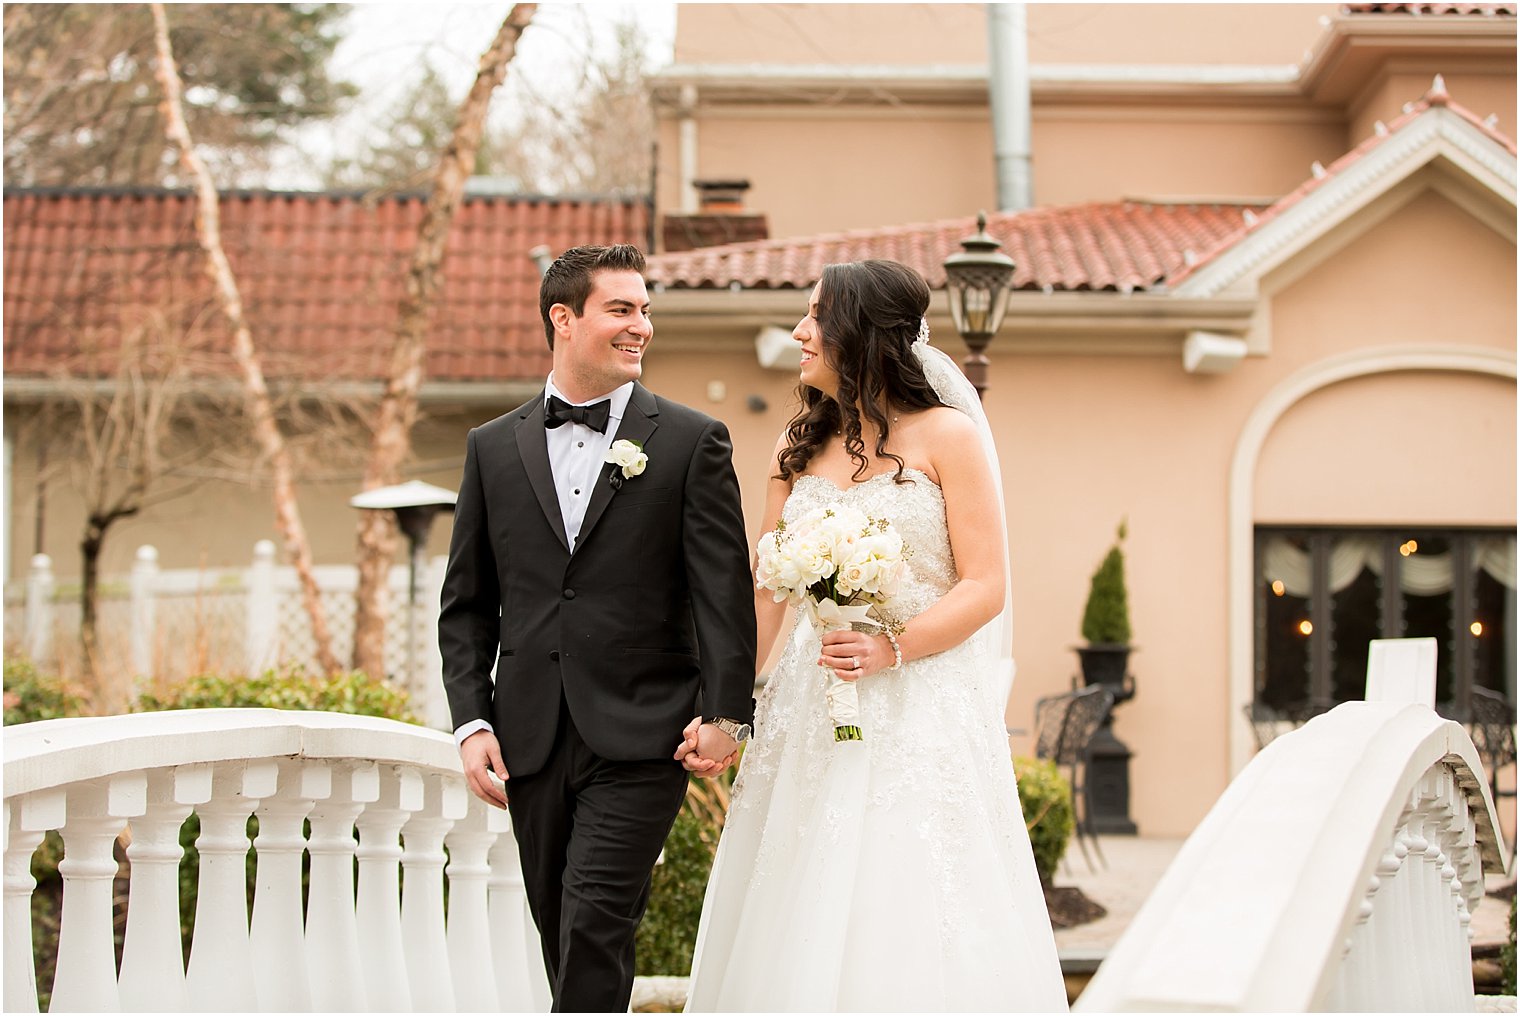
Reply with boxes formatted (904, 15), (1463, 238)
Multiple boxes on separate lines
(1253, 525), (1516, 719)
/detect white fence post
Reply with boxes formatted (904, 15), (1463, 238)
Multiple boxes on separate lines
(246, 541), (278, 676)
(130, 545), (159, 677)
(24, 554), (53, 666)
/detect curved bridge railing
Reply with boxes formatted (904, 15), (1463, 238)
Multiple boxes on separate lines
(3, 708), (550, 1013)
(1075, 699), (1511, 1012)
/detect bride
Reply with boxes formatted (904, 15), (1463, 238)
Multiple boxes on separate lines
(678, 259), (1068, 1012)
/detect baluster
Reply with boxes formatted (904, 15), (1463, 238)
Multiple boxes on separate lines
(5, 790), (66, 1014)
(250, 759), (329, 1012)
(445, 800), (502, 1011)
(401, 774), (465, 1012)
(185, 760), (278, 1012)
(118, 765), (209, 1011)
(487, 808), (550, 1011)
(305, 763), (378, 1011)
(51, 774), (148, 1012)
(355, 766), (420, 1011)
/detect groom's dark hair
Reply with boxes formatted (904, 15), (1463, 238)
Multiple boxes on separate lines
(539, 244), (647, 349)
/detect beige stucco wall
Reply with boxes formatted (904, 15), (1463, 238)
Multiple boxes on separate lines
(674, 3), (1337, 67)
(659, 3), (1510, 239)
(2, 407), (491, 582)
(1350, 69), (1518, 146)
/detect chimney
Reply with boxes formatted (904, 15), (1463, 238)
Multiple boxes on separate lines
(661, 178), (770, 253)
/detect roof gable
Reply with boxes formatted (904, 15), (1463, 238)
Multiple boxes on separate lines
(1172, 81), (1517, 298)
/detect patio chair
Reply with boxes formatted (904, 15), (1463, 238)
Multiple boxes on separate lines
(1467, 685), (1517, 806)
(1033, 683), (1116, 872)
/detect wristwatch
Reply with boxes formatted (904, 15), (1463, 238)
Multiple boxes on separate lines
(707, 716), (753, 743)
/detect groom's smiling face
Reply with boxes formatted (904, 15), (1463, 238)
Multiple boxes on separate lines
(552, 268), (653, 401)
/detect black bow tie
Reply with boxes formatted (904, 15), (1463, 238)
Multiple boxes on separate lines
(545, 395), (612, 434)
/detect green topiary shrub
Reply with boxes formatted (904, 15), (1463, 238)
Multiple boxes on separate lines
(1081, 520), (1132, 645)
(1014, 755), (1074, 886)
(4, 657), (85, 724)
(635, 774), (731, 976)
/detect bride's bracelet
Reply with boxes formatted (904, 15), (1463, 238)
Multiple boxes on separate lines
(883, 630), (904, 672)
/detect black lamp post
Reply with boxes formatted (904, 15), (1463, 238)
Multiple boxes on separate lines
(350, 480), (457, 706)
(941, 211), (1016, 399)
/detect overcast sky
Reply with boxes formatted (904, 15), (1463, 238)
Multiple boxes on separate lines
(274, 2), (677, 187)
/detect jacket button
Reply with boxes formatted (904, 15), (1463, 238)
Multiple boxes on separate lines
(563, 588), (575, 600)
(549, 650), (560, 662)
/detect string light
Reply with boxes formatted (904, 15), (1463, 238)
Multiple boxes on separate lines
(1271, 580), (1285, 596)
(1298, 620), (1314, 636)
(1471, 621), (1484, 637)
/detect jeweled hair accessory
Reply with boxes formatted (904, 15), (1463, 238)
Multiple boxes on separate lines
(916, 317), (931, 345)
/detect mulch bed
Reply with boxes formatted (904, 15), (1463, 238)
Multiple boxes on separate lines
(1045, 884), (1108, 929)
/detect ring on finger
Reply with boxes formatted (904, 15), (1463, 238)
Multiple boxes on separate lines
(851, 656), (859, 670)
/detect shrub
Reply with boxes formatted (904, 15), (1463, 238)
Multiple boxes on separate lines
(1503, 894), (1516, 996)
(4, 657), (84, 724)
(1080, 520), (1132, 645)
(1014, 755), (1074, 886)
(137, 666), (416, 722)
(636, 774), (731, 976)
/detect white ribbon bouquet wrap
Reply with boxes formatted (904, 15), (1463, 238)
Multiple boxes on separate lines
(755, 504), (908, 742)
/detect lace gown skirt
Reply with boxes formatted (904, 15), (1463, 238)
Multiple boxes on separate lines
(684, 473), (1068, 1013)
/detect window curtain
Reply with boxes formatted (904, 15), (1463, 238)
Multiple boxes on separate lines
(1262, 535), (1517, 598)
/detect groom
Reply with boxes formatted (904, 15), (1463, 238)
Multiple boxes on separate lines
(439, 243), (756, 1012)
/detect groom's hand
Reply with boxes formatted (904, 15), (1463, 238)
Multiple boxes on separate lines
(674, 715), (737, 777)
(460, 729), (509, 809)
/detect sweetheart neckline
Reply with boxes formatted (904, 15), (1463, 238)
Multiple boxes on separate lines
(792, 467), (942, 495)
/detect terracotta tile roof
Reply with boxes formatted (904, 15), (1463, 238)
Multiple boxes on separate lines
(1170, 80), (1517, 285)
(1341, 3), (1516, 14)
(3, 188), (650, 383)
(645, 201), (1265, 294)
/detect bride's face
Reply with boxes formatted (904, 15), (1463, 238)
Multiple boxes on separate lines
(793, 282), (840, 397)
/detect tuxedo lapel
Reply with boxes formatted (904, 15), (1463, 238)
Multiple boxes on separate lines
(576, 383), (659, 554)
(514, 395), (571, 553)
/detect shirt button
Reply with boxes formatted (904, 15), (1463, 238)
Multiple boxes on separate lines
(577, 441), (584, 448)
(563, 588), (575, 600)
(573, 488), (581, 495)
(549, 650), (560, 662)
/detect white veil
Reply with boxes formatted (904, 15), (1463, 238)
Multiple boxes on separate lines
(912, 321), (1017, 704)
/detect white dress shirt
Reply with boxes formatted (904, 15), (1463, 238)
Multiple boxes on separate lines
(454, 376), (635, 747)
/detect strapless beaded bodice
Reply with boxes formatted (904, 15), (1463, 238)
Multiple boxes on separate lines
(783, 468), (954, 624)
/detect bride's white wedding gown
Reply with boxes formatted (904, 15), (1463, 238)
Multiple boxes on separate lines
(684, 469), (1069, 1012)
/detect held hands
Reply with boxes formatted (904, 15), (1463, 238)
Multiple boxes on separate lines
(460, 729), (509, 810)
(673, 714), (739, 777)
(819, 630), (895, 682)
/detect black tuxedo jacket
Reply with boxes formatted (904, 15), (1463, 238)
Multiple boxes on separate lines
(438, 383), (757, 778)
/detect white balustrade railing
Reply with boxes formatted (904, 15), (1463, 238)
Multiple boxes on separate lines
(1076, 639), (1512, 1013)
(2, 708), (550, 1013)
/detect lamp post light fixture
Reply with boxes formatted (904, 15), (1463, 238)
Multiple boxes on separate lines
(942, 211), (1016, 399)
(350, 480), (457, 715)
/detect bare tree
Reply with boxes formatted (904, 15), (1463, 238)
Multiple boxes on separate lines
(4, 3), (354, 187)
(149, 1), (342, 675)
(350, 4), (538, 681)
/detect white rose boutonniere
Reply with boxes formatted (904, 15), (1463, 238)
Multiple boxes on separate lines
(605, 439), (648, 487)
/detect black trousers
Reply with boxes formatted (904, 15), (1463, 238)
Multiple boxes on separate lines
(506, 701), (688, 1013)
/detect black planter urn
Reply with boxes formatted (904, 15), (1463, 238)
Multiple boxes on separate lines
(1076, 643), (1132, 693)
(1075, 642), (1139, 835)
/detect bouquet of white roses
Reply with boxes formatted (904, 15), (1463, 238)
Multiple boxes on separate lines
(755, 503), (908, 741)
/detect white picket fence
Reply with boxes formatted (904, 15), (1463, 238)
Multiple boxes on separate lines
(3, 542), (451, 729)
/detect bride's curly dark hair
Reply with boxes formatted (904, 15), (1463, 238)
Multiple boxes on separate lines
(776, 259), (946, 483)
